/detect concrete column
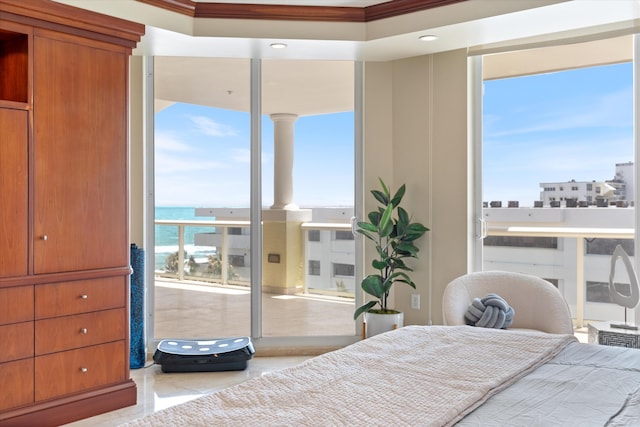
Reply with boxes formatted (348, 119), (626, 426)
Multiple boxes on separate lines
(270, 113), (298, 210)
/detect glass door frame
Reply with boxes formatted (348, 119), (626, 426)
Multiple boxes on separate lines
(143, 57), (364, 352)
(470, 34), (640, 326)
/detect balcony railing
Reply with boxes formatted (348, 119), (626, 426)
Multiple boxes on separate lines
(486, 225), (634, 328)
(155, 219), (250, 284)
(155, 218), (634, 328)
(154, 219), (355, 297)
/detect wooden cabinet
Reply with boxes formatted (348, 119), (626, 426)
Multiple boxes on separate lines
(33, 30), (128, 274)
(0, 286), (34, 412)
(0, 1), (144, 425)
(0, 108), (28, 279)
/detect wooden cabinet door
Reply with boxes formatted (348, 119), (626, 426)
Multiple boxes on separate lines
(0, 108), (28, 278)
(33, 33), (128, 274)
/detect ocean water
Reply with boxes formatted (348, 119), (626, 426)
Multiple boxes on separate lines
(154, 206), (217, 271)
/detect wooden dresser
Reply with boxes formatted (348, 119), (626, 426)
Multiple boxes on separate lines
(0, 1), (144, 425)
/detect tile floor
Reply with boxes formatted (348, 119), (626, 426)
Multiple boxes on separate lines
(153, 278), (356, 338)
(63, 356), (311, 426)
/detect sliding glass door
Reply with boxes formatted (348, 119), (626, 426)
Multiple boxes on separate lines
(475, 35), (637, 327)
(260, 59), (356, 337)
(148, 57), (359, 345)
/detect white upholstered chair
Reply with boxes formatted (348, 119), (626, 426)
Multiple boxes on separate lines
(442, 271), (574, 334)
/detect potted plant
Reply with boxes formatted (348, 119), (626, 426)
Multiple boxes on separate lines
(354, 178), (429, 337)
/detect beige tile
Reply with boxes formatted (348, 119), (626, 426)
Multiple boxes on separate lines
(153, 278), (356, 338)
(63, 356), (310, 427)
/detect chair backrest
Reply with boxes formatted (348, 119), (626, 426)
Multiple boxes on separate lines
(442, 271), (574, 334)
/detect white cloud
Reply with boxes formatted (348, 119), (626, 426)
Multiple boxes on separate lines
(155, 152), (227, 174)
(501, 87), (631, 138)
(231, 148), (250, 163)
(188, 115), (237, 137)
(155, 131), (192, 152)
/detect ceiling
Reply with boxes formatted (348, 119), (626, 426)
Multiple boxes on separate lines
(56, 0), (640, 62)
(53, 0), (640, 117)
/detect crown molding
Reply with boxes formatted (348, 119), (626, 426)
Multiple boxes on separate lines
(136, 0), (196, 16)
(134, 0), (466, 22)
(365, 0), (466, 21)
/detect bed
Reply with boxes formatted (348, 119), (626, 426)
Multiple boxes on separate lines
(120, 325), (640, 426)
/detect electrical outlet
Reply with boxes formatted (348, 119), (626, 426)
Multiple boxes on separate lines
(411, 293), (420, 310)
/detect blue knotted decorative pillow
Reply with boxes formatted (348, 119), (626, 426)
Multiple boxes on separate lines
(464, 293), (515, 329)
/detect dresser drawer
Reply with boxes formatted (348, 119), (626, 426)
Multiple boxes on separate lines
(35, 277), (125, 319)
(0, 285), (33, 325)
(35, 341), (126, 401)
(35, 308), (125, 355)
(0, 322), (34, 363)
(0, 358), (34, 411)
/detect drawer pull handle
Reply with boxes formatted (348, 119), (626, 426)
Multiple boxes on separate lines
(80, 367), (88, 373)
(80, 294), (88, 300)
(42, 235), (48, 241)
(80, 328), (88, 334)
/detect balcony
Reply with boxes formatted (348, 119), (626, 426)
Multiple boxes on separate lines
(153, 218), (356, 339)
(151, 204), (637, 340)
(484, 205), (636, 328)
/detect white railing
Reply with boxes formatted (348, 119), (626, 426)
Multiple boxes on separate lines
(487, 225), (634, 328)
(155, 219), (250, 284)
(155, 219), (635, 324)
(155, 219), (355, 296)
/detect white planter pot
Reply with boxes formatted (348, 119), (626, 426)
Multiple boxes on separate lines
(364, 311), (404, 338)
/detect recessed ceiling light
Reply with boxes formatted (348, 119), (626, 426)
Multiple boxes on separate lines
(270, 43), (287, 49)
(419, 35), (438, 42)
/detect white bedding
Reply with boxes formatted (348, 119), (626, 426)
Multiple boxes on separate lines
(458, 342), (640, 426)
(120, 326), (574, 427)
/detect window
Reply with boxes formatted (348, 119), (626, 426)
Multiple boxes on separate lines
(333, 263), (354, 277)
(308, 260), (321, 276)
(587, 281), (631, 303)
(335, 230), (354, 240)
(586, 239), (634, 256)
(479, 39), (634, 328)
(483, 236), (558, 249)
(229, 255), (245, 267)
(229, 227), (242, 235)
(308, 230), (320, 242)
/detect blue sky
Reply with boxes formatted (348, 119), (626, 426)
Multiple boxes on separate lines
(483, 62), (633, 206)
(154, 106), (354, 207)
(154, 61), (633, 208)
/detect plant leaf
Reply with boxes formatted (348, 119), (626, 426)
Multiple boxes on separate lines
(361, 274), (385, 298)
(379, 204), (394, 237)
(367, 211), (381, 227)
(371, 189), (388, 206)
(358, 222), (377, 233)
(390, 183), (405, 207)
(372, 259), (387, 270)
(378, 177), (390, 199)
(354, 301), (378, 320)
(396, 242), (419, 257)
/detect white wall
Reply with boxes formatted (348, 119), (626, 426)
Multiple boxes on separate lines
(363, 49), (470, 326)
